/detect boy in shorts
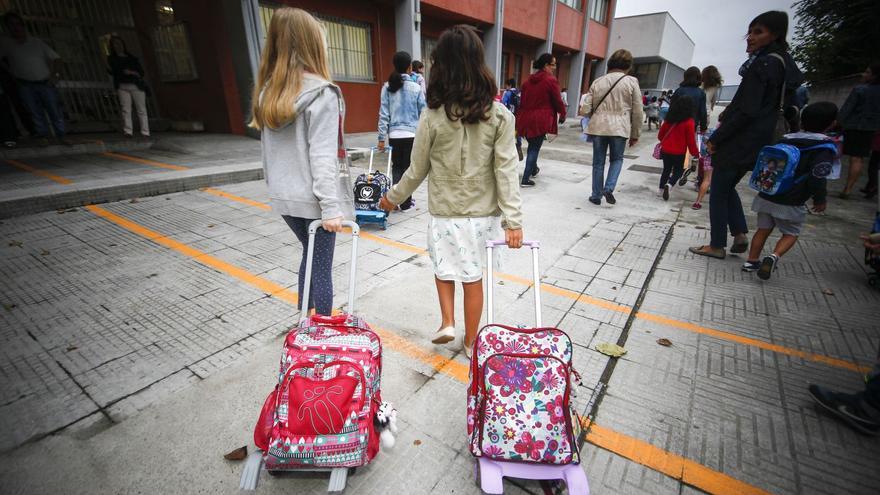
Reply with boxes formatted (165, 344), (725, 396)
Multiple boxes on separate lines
(743, 102), (838, 279)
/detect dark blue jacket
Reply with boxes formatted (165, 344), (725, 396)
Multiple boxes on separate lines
(672, 85), (707, 131)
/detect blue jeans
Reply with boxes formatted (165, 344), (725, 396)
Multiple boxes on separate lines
(17, 80), (65, 138)
(590, 135), (627, 200)
(523, 136), (544, 182)
(708, 165), (749, 248)
(283, 216), (336, 315)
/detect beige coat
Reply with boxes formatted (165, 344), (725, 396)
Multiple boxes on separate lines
(386, 102), (523, 229)
(579, 72), (643, 140)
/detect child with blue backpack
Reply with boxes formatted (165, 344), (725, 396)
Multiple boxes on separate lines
(743, 102), (839, 279)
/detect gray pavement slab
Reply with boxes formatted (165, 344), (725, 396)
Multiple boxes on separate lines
(1, 122), (878, 495)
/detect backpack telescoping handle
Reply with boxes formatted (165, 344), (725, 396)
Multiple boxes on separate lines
(299, 219), (359, 323)
(485, 240), (542, 327)
(368, 146), (393, 184)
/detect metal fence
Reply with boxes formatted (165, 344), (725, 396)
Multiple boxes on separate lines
(1, 0), (156, 132)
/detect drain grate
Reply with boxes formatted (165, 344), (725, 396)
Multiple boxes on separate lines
(628, 164), (662, 174)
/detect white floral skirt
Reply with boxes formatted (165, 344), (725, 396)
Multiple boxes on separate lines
(427, 216), (504, 283)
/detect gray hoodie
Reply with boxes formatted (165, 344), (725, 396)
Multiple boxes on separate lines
(261, 73), (354, 221)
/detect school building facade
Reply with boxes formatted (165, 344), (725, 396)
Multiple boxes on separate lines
(2, 0), (617, 135)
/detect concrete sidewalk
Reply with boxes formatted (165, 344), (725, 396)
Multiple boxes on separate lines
(0, 124), (878, 494)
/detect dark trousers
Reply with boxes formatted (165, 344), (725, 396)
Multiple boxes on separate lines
(18, 80), (65, 138)
(866, 150), (879, 193)
(0, 96), (16, 142)
(283, 216), (336, 315)
(523, 135), (544, 182)
(709, 165), (749, 248)
(389, 137), (414, 208)
(660, 152), (685, 189)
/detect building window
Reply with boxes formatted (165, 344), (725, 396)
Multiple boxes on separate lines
(421, 36), (438, 79)
(559, 0), (582, 11)
(589, 0), (609, 24)
(514, 55), (523, 85)
(151, 23), (198, 81)
(318, 14), (373, 82)
(632, 62), (660, 89)
(257, 5), (374, 82)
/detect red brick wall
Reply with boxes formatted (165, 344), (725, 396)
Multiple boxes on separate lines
(130, 0), (245, 134)
(504, 0), (550, 41)
(586, 20), (609, 58)
(552, 3), (583, 51)
(421, 0), (496, 24)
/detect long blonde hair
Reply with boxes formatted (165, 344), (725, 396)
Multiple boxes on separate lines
(249, 8), (332, 130)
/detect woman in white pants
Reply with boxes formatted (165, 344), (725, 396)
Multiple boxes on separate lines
(107, 36), (149, 137)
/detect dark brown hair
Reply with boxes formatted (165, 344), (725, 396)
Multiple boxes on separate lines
(681, 66), (701, 87)
(701, 65), (722, 87)
(426, 25), (497, 124)
(749, 10), (789, 49)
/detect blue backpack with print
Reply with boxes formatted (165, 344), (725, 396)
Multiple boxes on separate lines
(749, 142), (838, 195)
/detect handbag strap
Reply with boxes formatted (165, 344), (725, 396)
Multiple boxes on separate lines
(767, 53), (786, 112)
(590, 73), (626, 117)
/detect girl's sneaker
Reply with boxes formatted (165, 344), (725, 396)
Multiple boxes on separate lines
(431, 326), (455, 344)
(691, 202), (702, 210)
(742, 260), (760, 272)
(758, 254), (778, 280)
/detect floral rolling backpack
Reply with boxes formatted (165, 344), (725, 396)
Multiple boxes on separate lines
(467, 324), (583, 464)
(253, 314), (383, 470)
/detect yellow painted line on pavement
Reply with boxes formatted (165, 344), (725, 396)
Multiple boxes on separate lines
(102, 152), (189, 171)
(4, 159), (73, 184)
(86, 202), (770, 495)
(583, 420), (771, 495)
(198, 188), (871, 374)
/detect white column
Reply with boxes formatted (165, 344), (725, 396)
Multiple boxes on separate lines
(537, 0), (558, 57)
(395, 0), (421, 60)
(566, 0), (592, 117)
(483, 0), (504, 85)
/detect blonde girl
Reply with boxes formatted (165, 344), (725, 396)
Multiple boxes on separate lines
(250, 7), (353, 315)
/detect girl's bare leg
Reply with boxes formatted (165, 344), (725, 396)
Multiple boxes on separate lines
(462, 279), (483, 348)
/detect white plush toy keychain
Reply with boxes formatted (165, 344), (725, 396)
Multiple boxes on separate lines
(374, 402), (398, 451)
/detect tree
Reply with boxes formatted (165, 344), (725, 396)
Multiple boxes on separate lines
(791, 0), (880, 82)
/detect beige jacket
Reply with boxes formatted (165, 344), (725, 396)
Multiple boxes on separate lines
(579, 72), (643, 139)
(386, 102), (523, 229)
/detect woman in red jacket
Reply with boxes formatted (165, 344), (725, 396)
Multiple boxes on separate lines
(657, 95), (699, 201)
(516, 53), (567, 186)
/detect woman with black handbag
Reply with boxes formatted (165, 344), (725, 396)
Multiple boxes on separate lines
(107, 35), (149, 138)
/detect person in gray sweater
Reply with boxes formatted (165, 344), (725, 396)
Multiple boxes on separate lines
(249, 7), (354, 315)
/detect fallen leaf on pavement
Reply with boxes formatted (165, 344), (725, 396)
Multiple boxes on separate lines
(224, 446), (247, 460)
(595, 342), (626, 357)
(8, 240), (22, 247)
(413, 439), (422, 446)
(822, 288), (835, 296)
(3, 303), (16, 311)
(130, 198), (139, 203)
(66, 345), (78, 352)
(694, 226), (706, 230)
(657, 338), (672, 347)
(208, 224), (215, 228)
(41, 250), (50, 256)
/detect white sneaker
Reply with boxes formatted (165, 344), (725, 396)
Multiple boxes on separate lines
(462, 341), (473, 360)
(431, 326), (455, 344)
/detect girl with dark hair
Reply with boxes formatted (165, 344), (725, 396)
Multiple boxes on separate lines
(379, 25), (523, 358)
(515, 52), (567, 186)
(107, 35), (149, 138)
(656, 95), (699, 200)
(838, 63), (880, 198)
(701, 65), (723, 115)
(410, 59), (426, 96)
(377, 50), (426, 210)
(690, 10), (804, 260)
(672, 66), (707, 132)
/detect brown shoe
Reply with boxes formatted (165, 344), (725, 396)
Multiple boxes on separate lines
(689, 245), (726, 259)
(730, 235), (749, 254)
